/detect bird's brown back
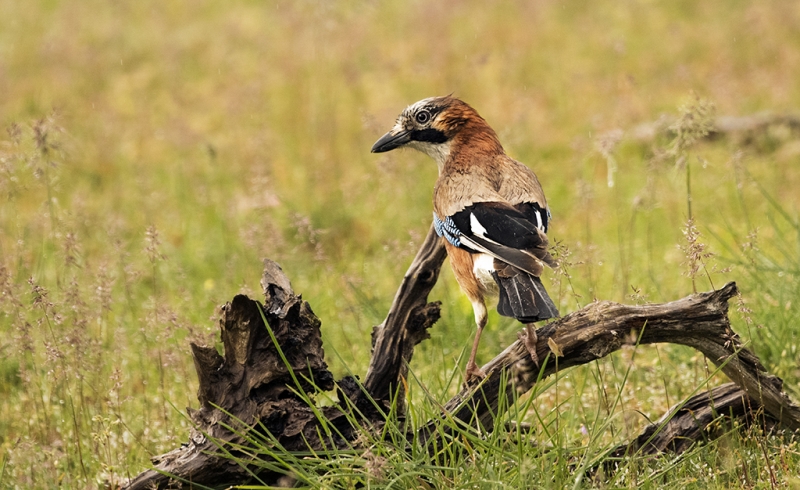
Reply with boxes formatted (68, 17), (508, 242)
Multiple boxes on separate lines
(434, 152), (548, 217)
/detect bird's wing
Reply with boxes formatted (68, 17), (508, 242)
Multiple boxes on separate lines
(434, 201), (557, 277)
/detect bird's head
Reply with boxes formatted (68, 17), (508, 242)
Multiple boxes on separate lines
(371, 95), (502, 169)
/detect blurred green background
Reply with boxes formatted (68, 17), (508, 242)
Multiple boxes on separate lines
(1, 0), (799, 487)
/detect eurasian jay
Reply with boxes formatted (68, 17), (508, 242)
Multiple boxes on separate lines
(371, 95), (559, 381)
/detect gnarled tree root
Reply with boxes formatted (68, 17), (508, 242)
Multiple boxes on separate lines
(420, 281), (800, 449)
(125, 226), (800, 489)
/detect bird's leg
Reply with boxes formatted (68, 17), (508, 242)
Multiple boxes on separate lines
(465, 326), (486, 381)
(465, 300), (488, 382)
(518, 323), (539, 367)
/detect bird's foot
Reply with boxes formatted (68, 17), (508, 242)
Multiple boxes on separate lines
(464, 360), (486, 384)
(518, 324), (539, 367)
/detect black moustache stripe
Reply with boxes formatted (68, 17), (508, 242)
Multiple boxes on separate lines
(412, 128), (448, 144)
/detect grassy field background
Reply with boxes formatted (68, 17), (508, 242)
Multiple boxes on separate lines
(1, 0), (800, 487)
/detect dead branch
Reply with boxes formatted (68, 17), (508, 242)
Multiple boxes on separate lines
(364, 224), (447, 405)
(607, 382), (776, 460)
(420, 281), (800, 449)
(125, 230), (446, 490)
(125, 231), (800, 489)
(126, 261), (343, 489)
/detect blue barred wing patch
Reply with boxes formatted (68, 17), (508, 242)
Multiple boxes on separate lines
(433, 212), (461, 247)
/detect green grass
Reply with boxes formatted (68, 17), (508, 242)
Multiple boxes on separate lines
(1, 0), (800, 487)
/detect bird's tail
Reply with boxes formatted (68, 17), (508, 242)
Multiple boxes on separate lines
(492, 266), (559, 323)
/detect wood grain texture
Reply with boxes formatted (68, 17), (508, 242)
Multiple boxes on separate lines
(126, 260), (340, 489)
(125, 245), (800, 489)
(420, 282), (800, 450)
(608, 382), (775, 459)
(363, 224), (446, 403)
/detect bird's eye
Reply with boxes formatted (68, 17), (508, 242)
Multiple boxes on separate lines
(415, 110), (431, 124)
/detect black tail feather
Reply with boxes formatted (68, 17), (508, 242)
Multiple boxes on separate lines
(493, 269), (559, 323)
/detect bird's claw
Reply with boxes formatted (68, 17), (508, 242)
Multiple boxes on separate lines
(518, 324), (539, 367)
(464, 360), (486, 384)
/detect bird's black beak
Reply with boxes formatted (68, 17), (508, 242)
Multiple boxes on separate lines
(371, 129), (411, 153)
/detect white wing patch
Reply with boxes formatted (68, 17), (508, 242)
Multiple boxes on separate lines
(469, 212), (487, 237)
(467, 212), (506, 247)
(534, 210), (543, 231)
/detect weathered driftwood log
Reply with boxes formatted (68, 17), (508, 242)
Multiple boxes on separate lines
(364, 224), (447, 406)
(125, 226), (800, 489)
(420, 281), (800, 450)
(126, 261), (344, 489)
(607, 382), (776, 460)
(509, 382), (778, 477)
(126, 232), (447, 489)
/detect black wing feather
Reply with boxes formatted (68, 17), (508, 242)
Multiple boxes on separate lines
(451, 202), (547, 250)
(447, 201), (556, 273)
(463, 234), (545, 276)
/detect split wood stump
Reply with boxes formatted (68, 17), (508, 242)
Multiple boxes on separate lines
(125, 225), (800, 489)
